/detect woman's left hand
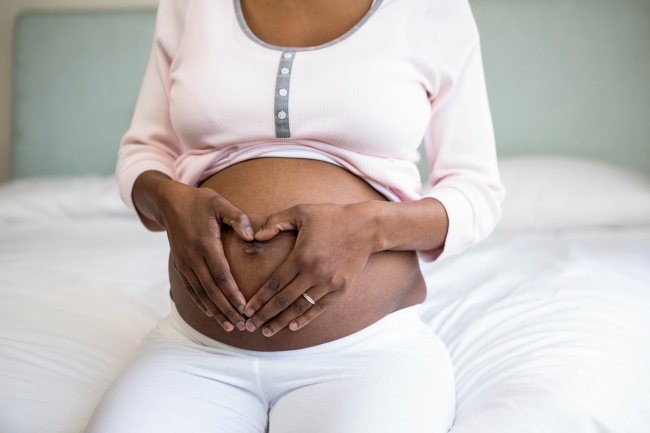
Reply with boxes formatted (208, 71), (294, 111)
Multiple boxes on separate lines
(243, 202), (378, 336)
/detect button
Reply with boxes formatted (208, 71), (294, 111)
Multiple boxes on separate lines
(281, 67), (290, 75)
(279, 88), (288, 96)
(277, 111), (287, 120)
(283, 52), (293, 59)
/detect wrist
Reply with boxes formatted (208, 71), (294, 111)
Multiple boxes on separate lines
(351, 198), (449, 254)
(153, 178), (197, 228)
(346, 201), (387, 254)
(132, 171), (183, 230)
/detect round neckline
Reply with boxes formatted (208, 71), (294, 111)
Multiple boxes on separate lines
(233, 0), (385, 52)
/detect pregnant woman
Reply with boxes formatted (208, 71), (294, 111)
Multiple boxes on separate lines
(86, 0), (503, 431)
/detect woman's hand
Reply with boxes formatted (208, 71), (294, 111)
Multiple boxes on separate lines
(135, 172), (255, 332)
(242, 202), (379, 336)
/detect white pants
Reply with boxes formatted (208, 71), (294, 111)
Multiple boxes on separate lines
(85, 303), (455, 433)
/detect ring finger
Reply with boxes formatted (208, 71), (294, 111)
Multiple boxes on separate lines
(259, 287), (327, 337)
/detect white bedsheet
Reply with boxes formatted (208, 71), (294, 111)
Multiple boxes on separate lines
(420, 229), (650, 432)
(1, 176), (649, 433)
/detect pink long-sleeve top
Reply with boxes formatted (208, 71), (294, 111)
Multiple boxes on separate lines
(116, 0), (504, 262)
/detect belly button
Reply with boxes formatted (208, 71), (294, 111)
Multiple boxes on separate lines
(242, 240), (263, 255)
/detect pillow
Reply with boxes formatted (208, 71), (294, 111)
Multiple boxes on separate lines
(495, 156), (650, 231)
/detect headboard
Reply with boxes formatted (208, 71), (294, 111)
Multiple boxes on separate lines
(12, 10), (155, 178)
(11, 1), (650, 179)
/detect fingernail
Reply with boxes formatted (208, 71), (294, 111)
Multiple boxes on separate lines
(223, 321), (234, 332)
(235, 321), (246, 331)
(245, 227), (254, 238)
(290, 321), (299, 330)
(237, 305), (245, 315)
(262, 327), (273, 337)
(244, 307), (255, 317)
(246, 321), (257, 332)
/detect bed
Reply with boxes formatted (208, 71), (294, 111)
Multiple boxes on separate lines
(1, 2), (649, 432)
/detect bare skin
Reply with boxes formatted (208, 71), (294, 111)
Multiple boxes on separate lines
(130, 0), (450, 350)
(171, 159), (426, 350)
(240, 0), (374, 48)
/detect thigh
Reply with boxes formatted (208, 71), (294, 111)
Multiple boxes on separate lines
(268, 328), (455, 433)
(85, 317), (268, 433)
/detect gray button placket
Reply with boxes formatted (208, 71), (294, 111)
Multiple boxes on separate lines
(274, 50), (295, 138)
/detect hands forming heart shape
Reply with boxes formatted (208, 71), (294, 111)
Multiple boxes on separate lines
(161, 180), (376, 335)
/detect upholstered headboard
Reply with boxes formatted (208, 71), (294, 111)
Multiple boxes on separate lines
(12, 10), (155, 178)
(11, 1), (650, 179)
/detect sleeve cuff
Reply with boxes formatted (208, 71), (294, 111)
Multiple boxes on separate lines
(418, 187), (475, 262)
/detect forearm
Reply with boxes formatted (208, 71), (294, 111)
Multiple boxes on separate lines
(362, 198), (449, 254)
(131, 170), (182, 231)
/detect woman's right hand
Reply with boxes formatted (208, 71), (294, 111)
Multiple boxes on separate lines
(132, 171), (254, 332)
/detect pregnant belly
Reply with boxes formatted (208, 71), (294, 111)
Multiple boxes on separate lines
(170, 157), (426, 351)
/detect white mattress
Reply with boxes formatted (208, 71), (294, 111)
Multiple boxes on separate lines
(1, 157), (649, 432)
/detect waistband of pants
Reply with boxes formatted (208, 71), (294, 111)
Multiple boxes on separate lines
(168, 301), (431, 359)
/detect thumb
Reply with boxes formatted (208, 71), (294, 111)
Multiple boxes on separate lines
(213, 195), (255, 241)
(254, 206), (302, 241)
